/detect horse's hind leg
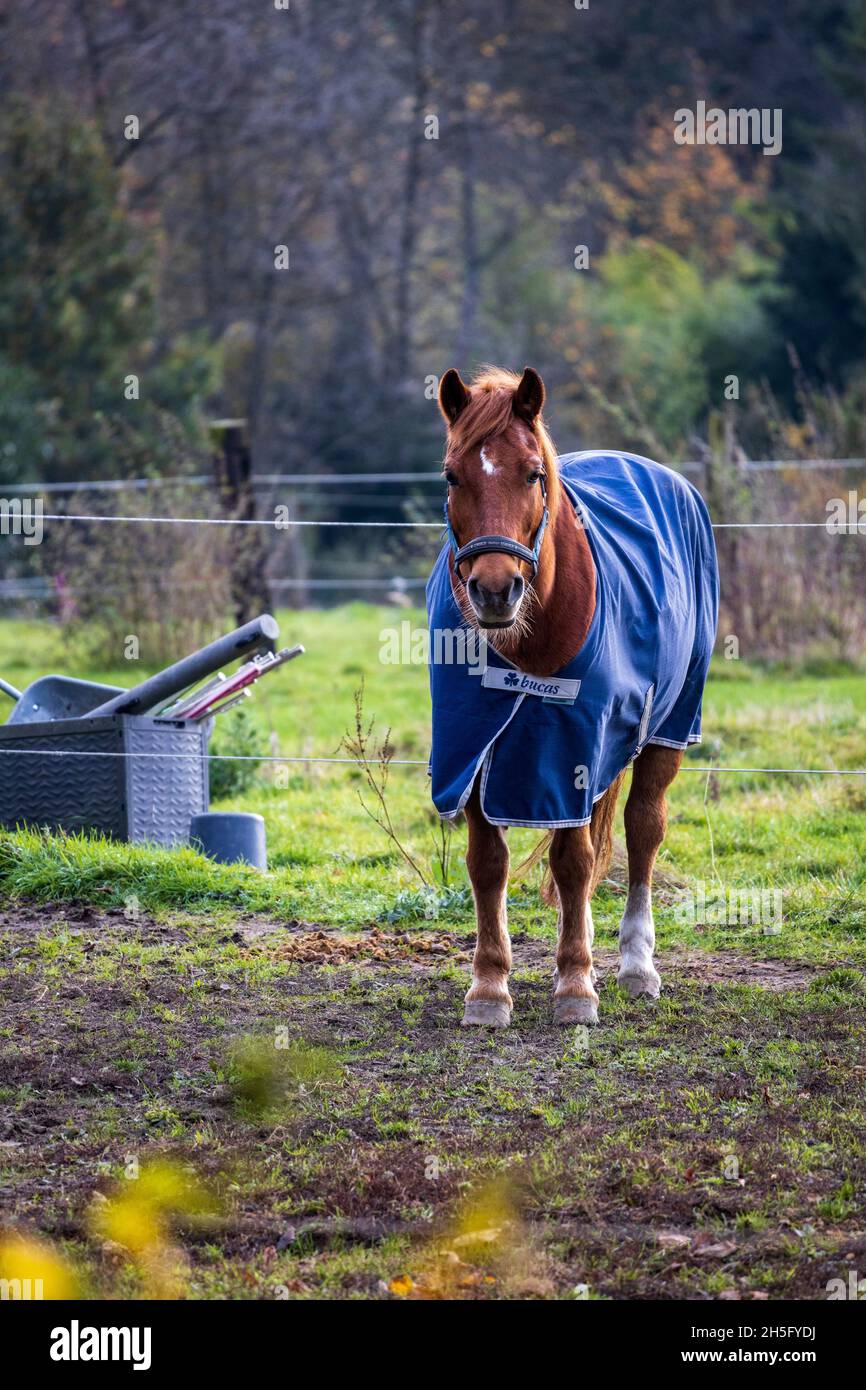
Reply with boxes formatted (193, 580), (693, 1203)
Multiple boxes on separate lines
(618, 744), (683, 1000)
(462, 783), (512, 1028)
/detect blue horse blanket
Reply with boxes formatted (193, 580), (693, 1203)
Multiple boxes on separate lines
(426, 451), (719, 827)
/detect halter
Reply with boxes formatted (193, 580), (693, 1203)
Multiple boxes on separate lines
(444, 475), (549, 581)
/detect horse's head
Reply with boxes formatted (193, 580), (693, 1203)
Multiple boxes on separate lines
(439, 365), (550, 629)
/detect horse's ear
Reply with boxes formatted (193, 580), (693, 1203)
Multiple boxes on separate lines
(513, 367), (545, 424)
(438, 368), (471, 426)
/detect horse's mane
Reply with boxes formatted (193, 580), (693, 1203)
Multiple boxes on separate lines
(447, 366), (559, 477)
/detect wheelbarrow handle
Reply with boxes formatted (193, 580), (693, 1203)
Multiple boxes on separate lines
(86, 614), (280, 719)
(0, 677), (22, 702)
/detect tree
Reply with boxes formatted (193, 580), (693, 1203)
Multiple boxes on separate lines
(0, 99), (209, 481)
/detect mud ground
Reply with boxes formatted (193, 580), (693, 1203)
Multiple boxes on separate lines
(1, 903), (864, 1299)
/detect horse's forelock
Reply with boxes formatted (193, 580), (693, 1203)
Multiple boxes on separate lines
(447, 367), (558, 476)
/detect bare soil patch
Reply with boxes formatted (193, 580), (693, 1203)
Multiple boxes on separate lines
(1, 901), (864, 1300)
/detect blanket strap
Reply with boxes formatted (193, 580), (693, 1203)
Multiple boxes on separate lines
(444, 477), (549, 580)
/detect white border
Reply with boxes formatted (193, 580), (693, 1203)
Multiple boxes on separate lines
(646, 734), (703, 750)
(478, 749), (600, 827)
(437, 732), (704, 828)
(436, 692), (527, 820)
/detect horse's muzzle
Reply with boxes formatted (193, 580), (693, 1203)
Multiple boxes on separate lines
(466, 572), (525, 628)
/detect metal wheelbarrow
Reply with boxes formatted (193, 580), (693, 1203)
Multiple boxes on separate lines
(0, 615), (283, 847)
(0, 674), (126, 725)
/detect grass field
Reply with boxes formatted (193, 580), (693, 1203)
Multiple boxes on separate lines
(1, 606), (865, 1300)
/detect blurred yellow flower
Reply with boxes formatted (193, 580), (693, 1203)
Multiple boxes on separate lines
(0, 1234), (80, 1300)
(88, 1158), (217, 1298)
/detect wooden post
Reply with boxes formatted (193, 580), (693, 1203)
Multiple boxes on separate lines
(705, 407), (749, 648)
(209, 418), (272, 626)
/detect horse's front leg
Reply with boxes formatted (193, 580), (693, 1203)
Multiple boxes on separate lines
(550, 825), (598, 1025)
(462, 784), (512, 1028)
(618, 744), (683, 999)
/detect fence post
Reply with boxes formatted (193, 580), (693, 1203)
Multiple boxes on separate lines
(209, 418), (272, 626)
(705, 407), (750, 649)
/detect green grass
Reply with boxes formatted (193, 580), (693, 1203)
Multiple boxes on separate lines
(0, 605), (864, 961)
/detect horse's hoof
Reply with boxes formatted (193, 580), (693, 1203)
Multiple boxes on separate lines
(462, 1000), (512, 1028)
(553, 996), (598, 1026)
(617, 969), (661, 1000)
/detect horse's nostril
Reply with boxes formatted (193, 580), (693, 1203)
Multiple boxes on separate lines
(507, 575), (525, 606)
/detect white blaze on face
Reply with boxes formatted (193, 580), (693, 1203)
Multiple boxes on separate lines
(480, 445), (498, 476)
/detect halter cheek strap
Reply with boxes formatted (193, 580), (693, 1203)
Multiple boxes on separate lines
(444, 477), (549, 581)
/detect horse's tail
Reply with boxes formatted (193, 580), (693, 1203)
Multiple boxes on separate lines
(512, 771), (627, 907)
(512, 831), (554, 895)
(586, 769), (627, 894)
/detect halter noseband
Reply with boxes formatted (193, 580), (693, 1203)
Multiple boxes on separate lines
(444, 475), (549, 582)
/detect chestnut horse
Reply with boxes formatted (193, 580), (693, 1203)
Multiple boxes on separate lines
(430, 365), (716, 1028)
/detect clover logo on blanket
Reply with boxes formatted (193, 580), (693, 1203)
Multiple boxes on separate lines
(504, 671), (520, 687)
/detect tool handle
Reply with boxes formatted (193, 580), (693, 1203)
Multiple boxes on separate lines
(86, 614), (280, 718)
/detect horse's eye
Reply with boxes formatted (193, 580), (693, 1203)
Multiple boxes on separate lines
(445, 470), (459, 487)
(527, 470), (543, 485)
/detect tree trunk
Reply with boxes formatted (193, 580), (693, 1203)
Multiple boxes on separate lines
(212, 422), (272, 626)
(455, 117), (480, 365)
(392, 0), (429, 386)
